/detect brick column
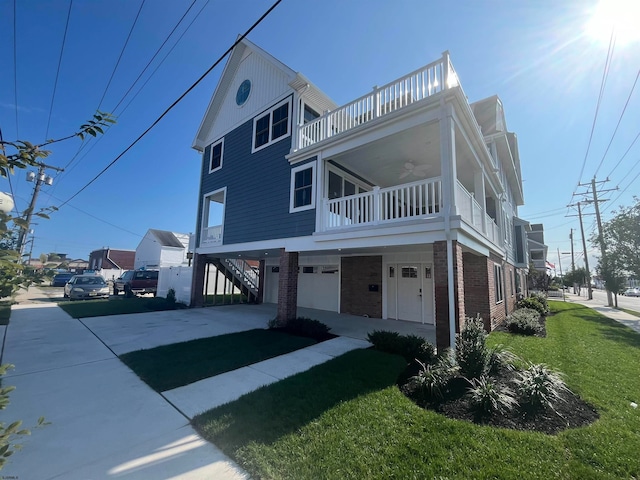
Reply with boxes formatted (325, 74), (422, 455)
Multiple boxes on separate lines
(276, 249), (298, 326)
(190, 253), (206, 307)
(434, 240), (465, 352)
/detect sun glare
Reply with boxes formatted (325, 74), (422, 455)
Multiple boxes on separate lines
(586, 0), (640, 45)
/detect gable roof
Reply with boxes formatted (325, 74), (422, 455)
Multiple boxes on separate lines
(193, 37), (337, 151)
(148, 229), (187, 248)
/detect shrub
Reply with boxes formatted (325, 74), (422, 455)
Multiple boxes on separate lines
(517, 296), (547, 316)
(486, 344), (518, 375)
(409, 360), (448, 401)
(269, 317), (331, 340)
(456, 315), (489, 380)
(367, 330), (435, 363)
(530, 292), (550, 313)
(516, 363), (570, 411)
(505, 308), (543, 335)
(467, 375), (518, 415)
(166, 288), (176, 309)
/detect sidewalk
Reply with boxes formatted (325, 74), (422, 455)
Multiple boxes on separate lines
(0, 288), (248, 480)
(563, 292), (640, 334)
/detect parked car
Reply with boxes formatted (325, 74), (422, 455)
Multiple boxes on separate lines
(113, 270), (158, 297)
(51, 272), (75, 287)
(64, 275), (110, 300)
(623, 287), (640, 297)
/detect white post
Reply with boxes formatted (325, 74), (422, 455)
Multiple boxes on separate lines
(372, 85), (379, 119)
(373, 186), (381, 224)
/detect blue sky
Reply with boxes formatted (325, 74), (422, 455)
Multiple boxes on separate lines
(1, 0), (639, 272)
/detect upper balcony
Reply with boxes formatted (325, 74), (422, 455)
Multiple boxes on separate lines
(294, 53), (459, 154)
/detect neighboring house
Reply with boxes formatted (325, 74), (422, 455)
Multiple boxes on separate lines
(88, 248), (135, 271)
(66, 258), (89, 273)
(190, 38), (533, 351)
(135, 229), (192, 269)
(527, 223), (548, 273)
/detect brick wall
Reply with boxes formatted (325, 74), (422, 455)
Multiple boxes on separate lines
(340, 256), (382, 318)
(434, 241), (465, 352)
(277, 250), (298, 324)
(462, 252), (491, 331)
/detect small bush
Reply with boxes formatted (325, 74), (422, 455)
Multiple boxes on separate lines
(516, 363), (570, 411)
(409, 360), (448, 401)
(486, 344), (518, 375)
(166, 288), (176, 309)
(367, 330), (435, 363)
(269, 317), (331, 340)
(506, 308), (543, 335)
(467, 375), (518, 415)
(520, 293), (550, 315)
(456, 315), (489, 380)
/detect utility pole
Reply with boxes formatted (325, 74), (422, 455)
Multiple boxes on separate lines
(577, 202), (593, 300)
(569, 228), (575, 271)
(576, 178), (618, 306)
(567, 200), (595, 300)
(557, 248), (566, 302)
(16, 162), (63, 256)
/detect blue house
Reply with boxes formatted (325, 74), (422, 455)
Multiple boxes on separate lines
(190, 38), (531, 351)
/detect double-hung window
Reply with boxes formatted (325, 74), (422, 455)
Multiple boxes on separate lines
(252, 99), (291, 152)
(494, 263), (504, 304)
(290, 162), (316, 212)
(208, 138), (224, 173)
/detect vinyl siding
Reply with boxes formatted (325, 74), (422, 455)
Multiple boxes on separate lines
(196, 105), (316, 246)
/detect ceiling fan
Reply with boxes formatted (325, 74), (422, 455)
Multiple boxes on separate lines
(399, 162), (430, 179)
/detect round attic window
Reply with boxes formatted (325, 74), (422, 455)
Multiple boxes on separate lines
(235, 79), (251, 106)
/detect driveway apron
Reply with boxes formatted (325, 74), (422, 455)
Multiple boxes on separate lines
(0, 302), (247, 480)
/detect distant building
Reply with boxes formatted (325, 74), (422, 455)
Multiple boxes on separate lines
(88, 248), (135, 271)
(135, 229), (192, 269)
(527, 224), (548, 273)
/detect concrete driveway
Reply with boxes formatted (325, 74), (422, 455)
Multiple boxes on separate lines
(0, 290), (248, 480)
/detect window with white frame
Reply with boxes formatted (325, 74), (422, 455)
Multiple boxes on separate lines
(252, 99), (291, 152)
(201, 188), (226, 246)
(494, 263), (504, 304)
(208, 138), (224, 173)
(290, 162), (316, 212)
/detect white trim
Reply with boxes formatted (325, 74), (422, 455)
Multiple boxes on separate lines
(207, 138), (224, 174)
(494, 263), (504, 304)
(290, 161), (317, 213)
(251, 98), (292, 153)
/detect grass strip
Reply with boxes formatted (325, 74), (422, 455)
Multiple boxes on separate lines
(618, 307), (640, 318)
(193, 302), (640, 479)
(59, 297), (180, 318)
(121, 329), (317, 392)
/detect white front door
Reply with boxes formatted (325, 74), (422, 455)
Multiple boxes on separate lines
(387, 263), (434, 324)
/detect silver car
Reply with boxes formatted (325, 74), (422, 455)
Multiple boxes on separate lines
(64, 275), (110, 301)
(623, 287), (640, 297)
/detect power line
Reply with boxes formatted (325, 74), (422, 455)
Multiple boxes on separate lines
(604, 129), (640, 179)
(55, 0), (205, 185)
(96, 0), (146, 111)
(593, 69), (640, 178)
(117, 0), (211, 118)
(572, 29), (616, 198)
(57, 0), (282, 209)
(44, 0), (73, 141)
(112, 0), (199, 114)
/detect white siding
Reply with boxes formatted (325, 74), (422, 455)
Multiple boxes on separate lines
(206, 51), (294, 144)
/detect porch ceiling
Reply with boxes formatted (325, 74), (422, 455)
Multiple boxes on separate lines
(328, 123), (441, 188)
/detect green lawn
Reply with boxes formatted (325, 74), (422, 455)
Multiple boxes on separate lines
(193, 302), (640, 479)
(0, 302), (10, 326)
(120, 329), (317, 392)
(59, 296), (182, 318)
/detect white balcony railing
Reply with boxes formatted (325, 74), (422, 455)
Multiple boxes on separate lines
(202, 225), (222, 246)
(324, 177), (442, 230)
(455, 181), (502, 248)
(298, 53), (459, 151)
